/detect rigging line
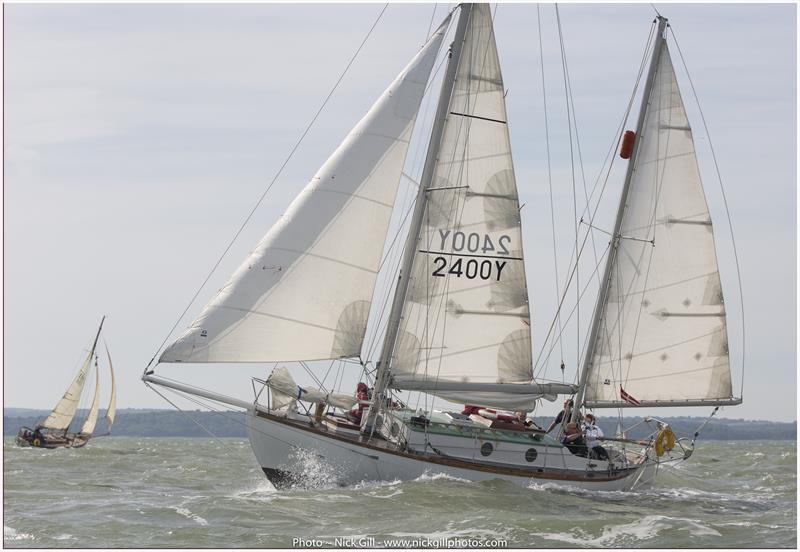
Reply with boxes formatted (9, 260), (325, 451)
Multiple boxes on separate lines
(557, 20), (655, 273)
(145, 383), (234, 448)
(555, 4), (581, 368)
(364, 49), (451, 359)
(650, 4), (663, 18)
(299, 360), (326, 392)
(622, 65), (673, 386)
(537, 4), (566, 368)
(425, 4), (437, 41)
(669, 26), (746, 399)
(394, 11), (477, 416)
(556, 8), (602, 299)
(143, 4), (391, 373)
(414, 13), (489, 415)
(535, 242), (611, 378)
(536, 21), (655, 383)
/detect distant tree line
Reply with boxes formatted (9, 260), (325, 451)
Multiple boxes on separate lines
(4, 409), (796, 440)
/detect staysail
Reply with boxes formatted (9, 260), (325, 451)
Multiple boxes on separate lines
(105, 345), (117, 430)
(160, 18), (450, 364)
(582, 38), (736, 407)
(79, 358), (101, 435)
(386, 4), (571, 409)
(41, 317), (105, 430)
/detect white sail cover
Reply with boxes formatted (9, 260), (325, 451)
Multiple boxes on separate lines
(41, 352), (94, 430)
(160, 19), (450, 364)
(389, 5), (538, 409)
(584, 42), (733, 406)
(80, 360), (101, 435)
(105, 345), (117, 430)
(267, 366), (358, 410)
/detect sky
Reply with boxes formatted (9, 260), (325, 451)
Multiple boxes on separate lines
(4, 3), (796, 423)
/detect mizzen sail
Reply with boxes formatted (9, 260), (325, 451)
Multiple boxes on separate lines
(160, 19), (450, 364)
(583, 40), (735, 407)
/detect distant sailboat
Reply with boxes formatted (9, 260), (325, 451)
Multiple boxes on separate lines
(16, 317), (117, 449)
(144, 5), (742, 490)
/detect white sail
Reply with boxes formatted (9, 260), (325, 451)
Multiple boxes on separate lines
(40, 352), (94, 430)
(41, 317), (105, 430)
(79, 359), (101, 435)
(388, 4), (539, 409)
(266, 366), (357, 411)
(105, 345), (117, 430)
(160, 19), (450, 364)
(584, 42), (733, 407)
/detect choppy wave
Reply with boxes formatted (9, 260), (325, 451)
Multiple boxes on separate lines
(3, 438), (796, 548)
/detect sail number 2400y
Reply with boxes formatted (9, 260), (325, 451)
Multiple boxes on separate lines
(432, 257), (507, 281)
(428, 230), (513, 282)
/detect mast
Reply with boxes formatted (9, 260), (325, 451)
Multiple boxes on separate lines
(369, 4), (474, 418)
(46, 315), (105, 432)
(572, 17), (668, 422)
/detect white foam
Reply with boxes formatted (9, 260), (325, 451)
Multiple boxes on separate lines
(3, 526), (33, 542)
(539, 515), (720, 546)
(413, 471), (472, 484)
(175, 507), (208, 526)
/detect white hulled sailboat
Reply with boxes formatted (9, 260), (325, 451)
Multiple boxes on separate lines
(143, 4), (741, 491)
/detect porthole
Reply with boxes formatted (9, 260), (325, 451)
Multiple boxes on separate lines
(390, 422), (400, 436)
(480, 442), (493, 457)
(525, 448), (538, 462)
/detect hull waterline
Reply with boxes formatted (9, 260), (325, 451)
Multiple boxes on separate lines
(245, 411), (656, 492)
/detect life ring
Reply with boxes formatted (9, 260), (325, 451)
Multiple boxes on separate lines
(654, 427), (676, 457)
(33, 438), (41, 447)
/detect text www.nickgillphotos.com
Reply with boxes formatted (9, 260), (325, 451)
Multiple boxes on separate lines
(293, 537), (508, 548)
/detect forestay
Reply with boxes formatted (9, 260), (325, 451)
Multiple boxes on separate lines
(160, 19), (450, 364)
(584, 42), (734, 407)
(388, 5), (543, 409)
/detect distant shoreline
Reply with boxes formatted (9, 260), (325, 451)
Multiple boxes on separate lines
(5, 408), (796, 440)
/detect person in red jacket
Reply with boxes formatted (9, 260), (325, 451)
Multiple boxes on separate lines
(348, 382), (370, 424)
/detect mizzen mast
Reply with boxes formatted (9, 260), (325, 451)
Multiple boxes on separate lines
(572, 17), (669, 422)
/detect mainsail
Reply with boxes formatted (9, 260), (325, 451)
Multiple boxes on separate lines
(582, 38), (736, 407)
(160, 18), (450, 364)
(386, 4), (570, 409)
(41, 317), (105, 430)
(79, 358), (101, 435)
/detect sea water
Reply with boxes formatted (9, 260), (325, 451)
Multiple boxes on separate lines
(3, 438), (796, 548)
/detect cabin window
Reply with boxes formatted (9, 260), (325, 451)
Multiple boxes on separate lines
(525, 448), (538, 462)
(480, 442), (493, 456)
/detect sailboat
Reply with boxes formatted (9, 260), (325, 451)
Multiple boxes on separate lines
(17, 316), (117, 449)
(143, 4), (742, 491)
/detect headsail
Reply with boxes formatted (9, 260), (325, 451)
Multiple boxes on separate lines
(386, 4), (560, 409)
(160, 18), (450, 364)
(40, 316), (105, 431)
(583, 38), (736, 408)
(105, 345), (117, 431)
(79, 357), (101, 435)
